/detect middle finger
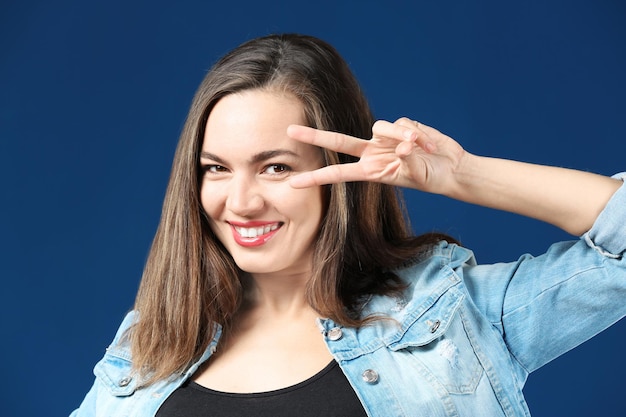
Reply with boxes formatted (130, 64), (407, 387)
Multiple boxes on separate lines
(287, 125), (368, 157)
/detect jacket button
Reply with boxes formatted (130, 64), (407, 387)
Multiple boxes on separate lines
(362, 369), (379, 384)
(430, 320), (441, 333)
(118, 376), (132, 387)
(327, 327), (343, 341)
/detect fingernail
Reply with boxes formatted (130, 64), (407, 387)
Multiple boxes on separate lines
(403, 130), (416, 141)
(425, 142), (437, 153)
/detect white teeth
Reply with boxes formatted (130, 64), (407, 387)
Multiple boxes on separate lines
(234, 224), (279, 238)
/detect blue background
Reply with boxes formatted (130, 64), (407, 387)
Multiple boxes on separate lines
(2, 1), (625, 416)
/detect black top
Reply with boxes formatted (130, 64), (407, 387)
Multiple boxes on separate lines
(156, 360), (368, 417)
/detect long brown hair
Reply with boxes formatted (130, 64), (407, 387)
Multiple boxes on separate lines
(130, 33), (454, 384)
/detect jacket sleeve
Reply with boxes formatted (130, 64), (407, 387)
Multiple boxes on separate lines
(461, 173), (626, 374)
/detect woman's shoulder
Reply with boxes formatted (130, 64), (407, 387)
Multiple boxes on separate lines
(115, 310), (138, 337)
(397, 240), (477, 276)
(83, 311), (140, 399)
(100, 310), (138, 358)
(359, 241), (475, 317)
(105, 310), (138, 351)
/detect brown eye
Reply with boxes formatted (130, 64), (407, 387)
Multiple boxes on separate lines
(203, 165), (228, 174)
(264, 164), (290, 175)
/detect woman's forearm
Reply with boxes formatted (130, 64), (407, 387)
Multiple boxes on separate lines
(446, 153), (622, 235)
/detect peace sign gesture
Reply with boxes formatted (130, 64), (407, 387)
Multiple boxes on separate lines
(287, 118), (466, 195)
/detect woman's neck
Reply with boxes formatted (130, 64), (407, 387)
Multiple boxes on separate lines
(242, 271), (314, 317)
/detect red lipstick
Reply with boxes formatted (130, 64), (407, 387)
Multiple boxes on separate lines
(228, 221), (282, 247)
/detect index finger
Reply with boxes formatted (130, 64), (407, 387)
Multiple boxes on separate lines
(289, 163), (364, 188)
(287, 125), (367, 157)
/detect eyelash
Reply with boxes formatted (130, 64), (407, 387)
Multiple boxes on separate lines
(263, 164), (291, 175)
(201, 163), (292, 175)
(202, 164), (228, 174)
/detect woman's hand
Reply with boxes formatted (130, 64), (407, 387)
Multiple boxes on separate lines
(287, 118), (466, 194)
(288, 118), (622, 235)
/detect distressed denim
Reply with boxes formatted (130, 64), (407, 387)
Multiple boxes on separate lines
(71, 174), (626, 417)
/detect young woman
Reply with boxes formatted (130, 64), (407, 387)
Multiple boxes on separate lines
(70, 33), (625, 417)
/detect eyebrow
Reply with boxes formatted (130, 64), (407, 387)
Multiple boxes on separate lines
(199, 149), (299, 164)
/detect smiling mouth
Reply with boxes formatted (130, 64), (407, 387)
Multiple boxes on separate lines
(229, 222), (283, 247)
(233, 223), (281, 238)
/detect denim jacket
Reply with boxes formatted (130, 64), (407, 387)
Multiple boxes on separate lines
(71, 174), (626, 417)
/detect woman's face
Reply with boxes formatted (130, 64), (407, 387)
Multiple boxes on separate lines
(200, 90), (325, 278)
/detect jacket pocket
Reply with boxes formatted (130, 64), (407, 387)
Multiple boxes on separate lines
(93, 346), (138, 397)
(387, 286), (483, 395)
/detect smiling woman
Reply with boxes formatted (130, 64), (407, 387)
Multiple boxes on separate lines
(70, 34), (626, 417)
(200, 90), (325, 277)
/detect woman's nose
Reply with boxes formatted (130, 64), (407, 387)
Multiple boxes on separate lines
(225, 175), (264, 216)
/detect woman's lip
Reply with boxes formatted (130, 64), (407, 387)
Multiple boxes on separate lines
(228, 220), (279, 227)
(229, 222), (282, 247)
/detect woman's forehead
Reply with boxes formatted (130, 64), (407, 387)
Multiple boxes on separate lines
(201, 90), (309, 152)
